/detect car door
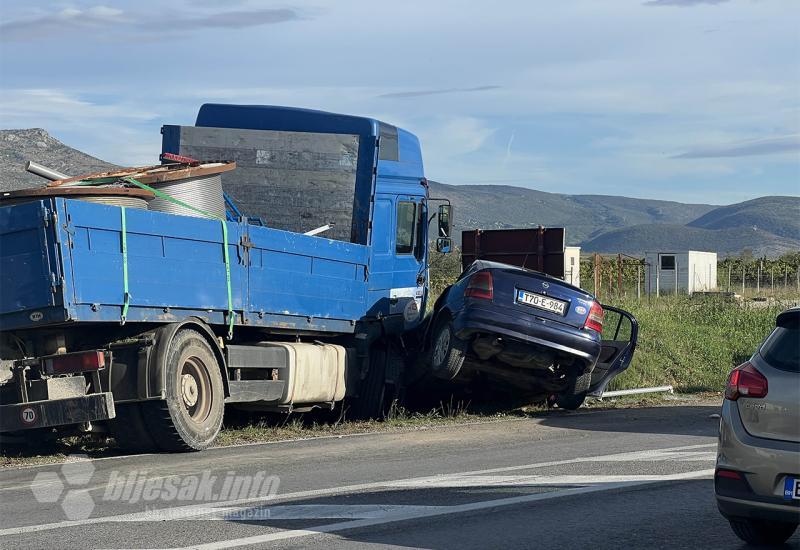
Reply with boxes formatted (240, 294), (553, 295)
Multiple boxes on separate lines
(587, 305), (639, 396)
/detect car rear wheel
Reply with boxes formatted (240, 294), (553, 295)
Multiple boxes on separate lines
(729, 518), (797, 545)
(429, 316), (466, 380)
(555, 370), (590, 410)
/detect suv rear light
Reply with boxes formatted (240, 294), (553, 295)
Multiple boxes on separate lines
(583, 302), (604, 333)
(42, 350), (106, 376)
(465, 271), (493, 300)
(715, 469), (743, 480)
(724, 362), (768, 400)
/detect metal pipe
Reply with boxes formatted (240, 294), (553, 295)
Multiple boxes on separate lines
(25, 161), (69, 182)
(600, 385), (674, 398)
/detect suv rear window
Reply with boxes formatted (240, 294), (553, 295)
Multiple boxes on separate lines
(759, 327), (800, 373)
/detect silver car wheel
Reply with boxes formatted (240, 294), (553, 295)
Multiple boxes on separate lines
(433, 327), (450, 367)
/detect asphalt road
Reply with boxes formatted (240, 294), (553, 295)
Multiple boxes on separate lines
(1, 403), (798, 549)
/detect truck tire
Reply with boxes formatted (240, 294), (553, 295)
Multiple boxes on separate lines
(142, 329), (225, 451)
(349, 344), (388, 420)
(555, 370), (590, 410)
(429, 316), (466, 380)
(111, 403), (158, 452)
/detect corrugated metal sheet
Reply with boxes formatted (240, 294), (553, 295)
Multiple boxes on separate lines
(163, 125), (360, 243)
(461, 227), (565, 277)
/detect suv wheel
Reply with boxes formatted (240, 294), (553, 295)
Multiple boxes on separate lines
(729, 517), (797, 545)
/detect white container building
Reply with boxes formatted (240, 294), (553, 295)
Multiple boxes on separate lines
(564, 246), (581, 288)
(644, 250), (717, 295)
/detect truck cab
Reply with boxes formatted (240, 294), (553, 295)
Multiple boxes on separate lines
(167, 104), (434, 329)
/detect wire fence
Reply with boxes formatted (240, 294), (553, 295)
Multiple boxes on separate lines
(578, 253), (800, 300)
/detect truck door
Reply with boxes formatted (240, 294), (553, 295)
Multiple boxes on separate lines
(369, 194), (427, 325)
(393, 196), (427, 322)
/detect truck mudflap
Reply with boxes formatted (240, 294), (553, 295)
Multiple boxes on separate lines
(0, 393), (116, 433)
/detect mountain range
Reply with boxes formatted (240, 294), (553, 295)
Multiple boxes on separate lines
(1, 128), (797, 257)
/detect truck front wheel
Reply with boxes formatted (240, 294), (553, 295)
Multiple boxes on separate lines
(143, 329), (224, 451)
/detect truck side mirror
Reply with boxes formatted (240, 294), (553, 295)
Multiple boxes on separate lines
(436, 237), (452, 254)
(437, 204), (452, 238)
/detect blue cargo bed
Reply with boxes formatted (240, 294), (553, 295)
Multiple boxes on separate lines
(0, 198), (369, 333)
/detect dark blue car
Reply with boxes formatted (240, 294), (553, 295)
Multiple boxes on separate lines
(424, 260), (637, 409)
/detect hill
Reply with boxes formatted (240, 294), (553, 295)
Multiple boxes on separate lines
(428, 181), (716, 244)
(687, 196), (800, 240)
(0, 128), (796, 257)
(0, 129), (116, 190)
(581, 223), (800, 257)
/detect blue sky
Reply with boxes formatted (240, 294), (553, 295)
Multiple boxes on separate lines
(0, 0), (798, 205)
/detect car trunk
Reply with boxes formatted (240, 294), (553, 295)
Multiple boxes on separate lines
(738, 318), (800, 444)
(738, 363), (800, 443)
(486, 265), (593, 330)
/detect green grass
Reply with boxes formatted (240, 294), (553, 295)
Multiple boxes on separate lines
(601, 296), (790, 393)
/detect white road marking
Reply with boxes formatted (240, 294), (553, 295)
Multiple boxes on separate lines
(190, 504), (444, 521)
(159, 469), (716, 550)
(0, 443), (715, 537)
(386, 473), (710, 488)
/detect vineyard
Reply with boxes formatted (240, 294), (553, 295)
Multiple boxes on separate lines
(578, 251), (800, 300)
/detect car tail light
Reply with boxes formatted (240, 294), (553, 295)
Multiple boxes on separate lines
(715, 469), (743, 480)
(583, 302), (604, 333)
(465, 271), (493, 300)
(42, 350), (106, 376)
(724, 362), (768, 400)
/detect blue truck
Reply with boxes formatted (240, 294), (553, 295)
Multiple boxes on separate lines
(0, 105), (453, 451)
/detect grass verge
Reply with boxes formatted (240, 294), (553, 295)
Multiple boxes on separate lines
(602, 295), (793, 393)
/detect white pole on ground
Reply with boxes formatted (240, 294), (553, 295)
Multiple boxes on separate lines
(742, 265), (745, 295)
(600, 386), (674, 398)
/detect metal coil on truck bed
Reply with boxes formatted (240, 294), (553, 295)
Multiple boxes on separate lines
(0, 186), (153, 209)
(45, 161), (236, 220)
(146, 174), (225, 219)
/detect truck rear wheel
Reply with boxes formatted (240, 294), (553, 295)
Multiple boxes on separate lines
(349, 344), (388, 420)
(143, 329), (224, 451)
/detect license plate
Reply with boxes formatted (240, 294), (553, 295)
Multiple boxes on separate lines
(784, 477), (800, 501)
(516, 290), (567, 315)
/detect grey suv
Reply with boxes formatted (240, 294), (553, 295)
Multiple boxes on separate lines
(715, 307), (800, 545)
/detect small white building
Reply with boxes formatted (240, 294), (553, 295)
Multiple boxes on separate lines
(564, 246), (581, 288)
(645, 250), (717, 295)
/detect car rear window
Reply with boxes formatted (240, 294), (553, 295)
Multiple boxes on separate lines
(759, 326), (800, 373)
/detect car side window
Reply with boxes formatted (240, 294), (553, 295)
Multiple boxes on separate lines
(396, 201), (416, 255)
